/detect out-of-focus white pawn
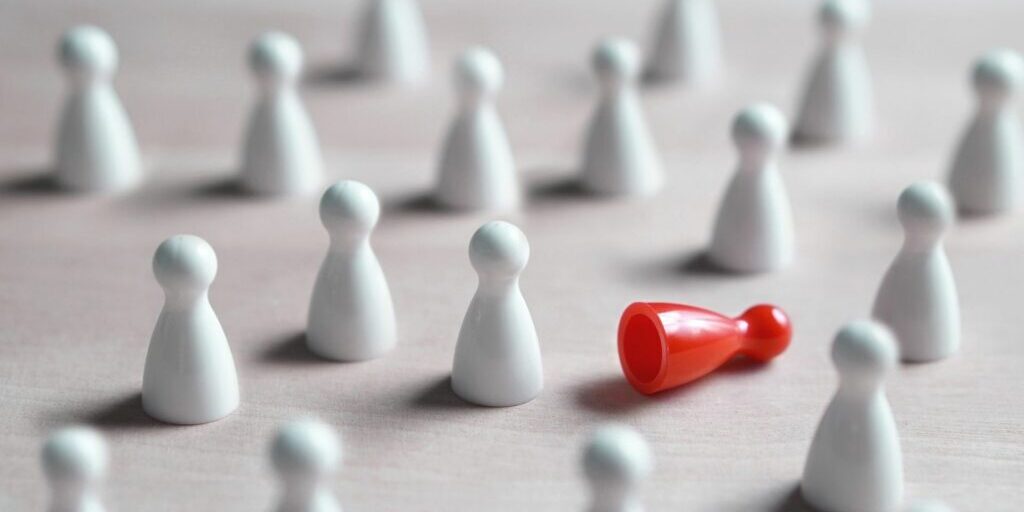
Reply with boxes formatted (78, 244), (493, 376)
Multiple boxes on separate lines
(579, 38), (663, 197)
(906, 500), (957, 512)
(581, 425), (653, 512)
(872, 182), (960, 362)
(802, 320), (903, 512)
(353, 0), (430, 84)
(271, 419), (342, 512)
(451, 221), (542, 407)
(792, 0), (873, 145)
(434, 48), (519, 212)
(708, 103), (795, 273)
(947, 49), (1024, 215)
(142, 235), (239, 425)
(53, 26), (142, 193)
(42, 426), (108, 512)
(307, 181), (397, 361)
(239, 32), (323, 196)
(642, 0), (721, 86)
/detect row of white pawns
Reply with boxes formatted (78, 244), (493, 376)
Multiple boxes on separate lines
(45, 0), (1024, 217)
(40, 418), (957, 512)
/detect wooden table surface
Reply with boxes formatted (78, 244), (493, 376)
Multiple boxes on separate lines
(1, 1), (1022, 510)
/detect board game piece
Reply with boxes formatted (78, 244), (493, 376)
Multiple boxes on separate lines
(271, 419), (341, 512)
(42, 426), (108, 512)
(642, 0), (721, 86)
(582, 425), (652, 512)
(802, 320), (903, 512)
(618, 302), (790, 394)
(947, 49), (1024, 215)
(142, 235), (239, 425)
(579, 37), (663, 197)
(352, 0), (430, 84)
(707, 103), (795, 273)
(451, 221), (542, 407)
(434, 47), (519, 211)
(239, 32), (323, 196)
(54, 25), (141, 193)
(307, 181), (397, 361)
(872, 181), (960, 362)
(792, 0), (873, 145)
(906, 500), (956, 512)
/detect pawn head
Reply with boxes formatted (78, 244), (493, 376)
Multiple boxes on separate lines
(819, 0), (869, 42)
(831, 320), (897, 383)
(249, 31), (303, 87)
(468, 221), (529, 280)
(592, 37), (640, 89)
(319, 180), (381, 241)
(737, 304), (793, 362)
(906, 500), (957, 512)
(972, 49), (1024, 107)
(897, 181), (954, 243)
(59, 26), (118, 82)
(42, 426), (108, 485)
(454, 47), (504, 102)
(153, 235), (218, 294)
(731, 103), (788, 162)
(271, 419), (340, 480)
(582, 425), (653, 488)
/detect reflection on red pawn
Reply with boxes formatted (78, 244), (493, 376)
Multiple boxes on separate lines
(618, 302), (792, 394)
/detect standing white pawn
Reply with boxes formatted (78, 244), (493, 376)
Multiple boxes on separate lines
(792, 0), (873, 145)
(579, 38), (663, 197)
(872, 182), (961, 362)
(307, 181), (397, 361)
(53, 26), (142, 193)
(239, 32), (324, 196)
(707, 103), (795, 273)
(352, 0), (430, 84)
(642, 0), (722, 86)
(947, 49), (1024, 215)
(802, 320), (903, 512)
(451, 221), (542, 407)
(434, 48), (519, 212)
(581, 425), (653, 512)
(42, 427), (108, 512)
(271, 419), (342, 512)
(142, 235), (239, 424)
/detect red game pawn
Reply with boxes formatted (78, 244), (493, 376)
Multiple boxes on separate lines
(617, 302), (791, 394)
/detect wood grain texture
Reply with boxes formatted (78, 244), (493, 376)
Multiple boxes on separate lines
(1, 1), (1022, 511)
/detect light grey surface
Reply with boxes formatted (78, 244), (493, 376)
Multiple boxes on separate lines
(1, 1), (1023, 511)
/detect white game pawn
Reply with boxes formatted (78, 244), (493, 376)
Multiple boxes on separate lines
(581, 425), (653, 512)
(642, 0), (722, 86)
(451, 221), (542, 407)
(872, 182), (961, 362)
(792, 0), (873, 145)
(906, 500), (956, 512)
(42, 427), (108, 512)
(53, 26), (142, 193)
(142, 235), (239, 424)
(579, 38), (664, 197)
(352, 0), (430, 84)
(802, 320), (903, 512)
(434, 48), (519, 211)
(707, 103), (795, 273)
(271, 419), (342, 512)
(239, 32), (324, 196)
(307, 181), (397, 361)
(947, 49), (1024, 215)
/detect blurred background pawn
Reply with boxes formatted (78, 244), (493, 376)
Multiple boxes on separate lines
(53, 26), (141, 193)
(581, 425), (653, 512)
(42, 426), (108, 512)
(271, 419), (342, 512)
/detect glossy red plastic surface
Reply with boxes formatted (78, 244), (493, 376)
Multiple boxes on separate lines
(617, 302), (792, 395)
